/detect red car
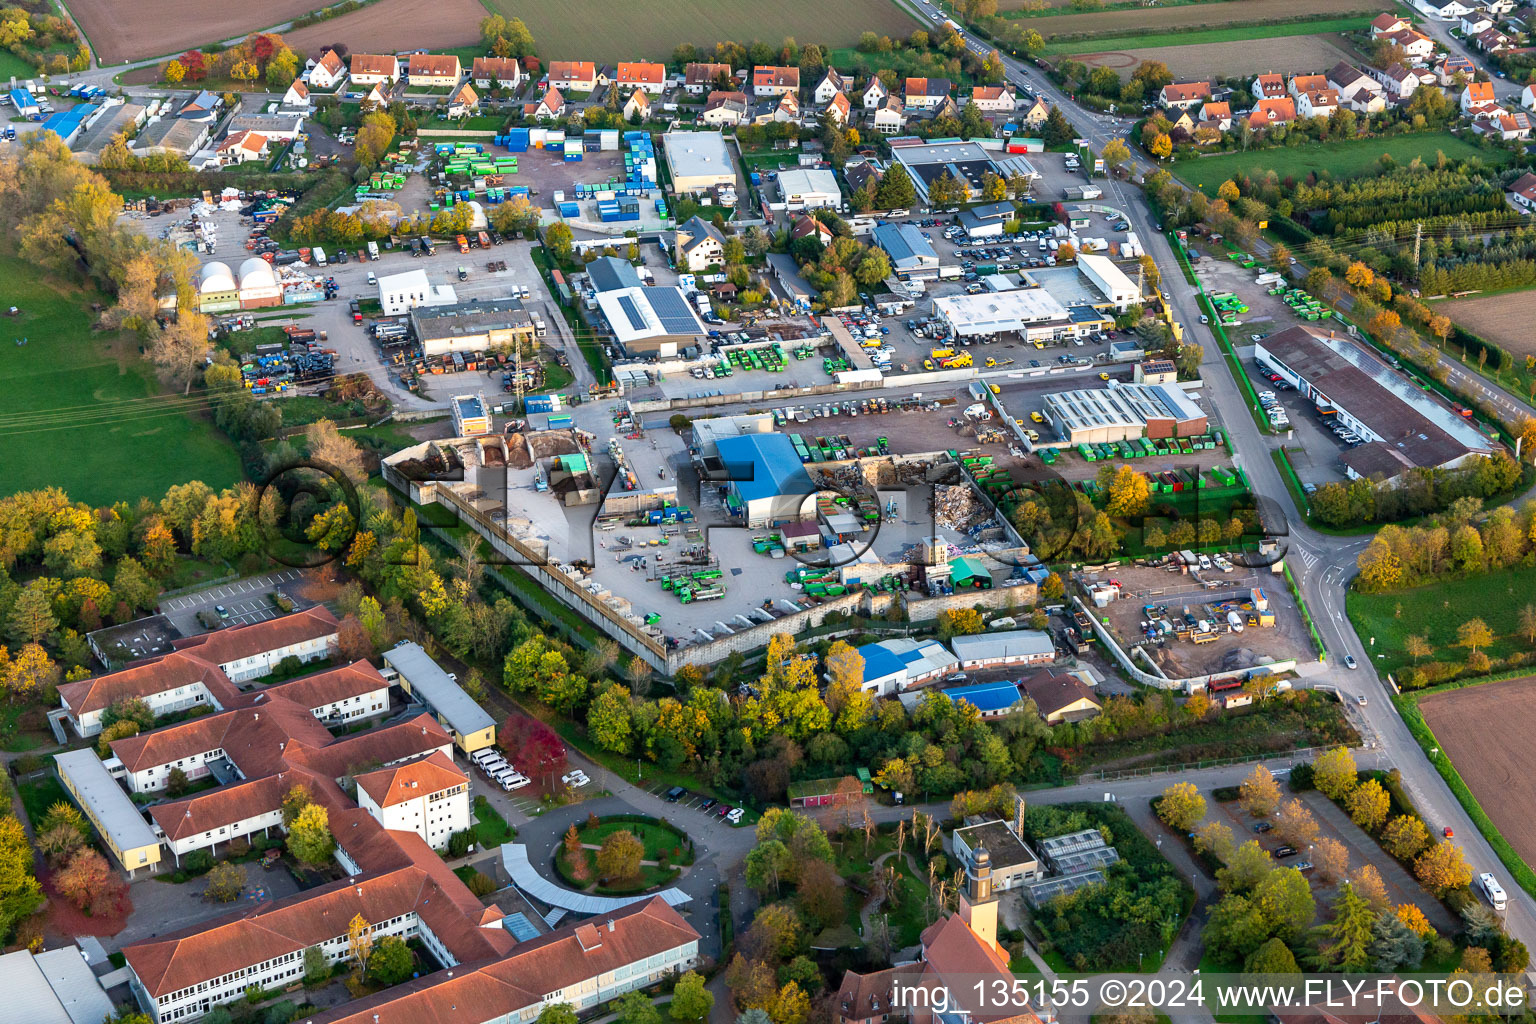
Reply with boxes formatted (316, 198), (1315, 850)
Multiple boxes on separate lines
(1443, 826), (1454, 838)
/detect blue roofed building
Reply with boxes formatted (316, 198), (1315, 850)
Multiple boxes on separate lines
(856, 637), (959, 696)
(9, 88), (38, 116)
(941, 680), (1024, 718)
(38, 103), (98, 145)
(714, 434), (815, 527)
(872, 222), (940, 277)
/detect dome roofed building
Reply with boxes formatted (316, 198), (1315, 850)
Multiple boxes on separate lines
(237, 256), (282, 309)
(196, 261), (240, 314)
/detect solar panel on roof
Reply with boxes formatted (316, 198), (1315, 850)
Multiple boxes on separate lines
(648, 288), (703, 335)
(616, 294), (649, 332)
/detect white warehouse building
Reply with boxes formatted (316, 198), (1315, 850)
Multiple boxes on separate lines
(775, 168), (842, 211)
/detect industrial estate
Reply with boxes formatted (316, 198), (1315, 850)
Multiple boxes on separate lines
(7, 2), (1536, 1024)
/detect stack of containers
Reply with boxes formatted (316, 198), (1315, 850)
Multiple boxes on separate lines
(564, 138), (583, 162)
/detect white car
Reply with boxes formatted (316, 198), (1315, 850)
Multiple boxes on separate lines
(562, 772), (590, 787)
(725, 807), (744, 824)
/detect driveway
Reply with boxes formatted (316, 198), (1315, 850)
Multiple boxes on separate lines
(158, 569), (310, 634)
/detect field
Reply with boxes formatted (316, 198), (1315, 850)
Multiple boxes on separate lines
(1345, 563), (1536, 678)
(283, 0), (486, 57)
(0, 254), (242, 506)
(1174, 131), (1504, 196)
(65, 0), (328, 63)
(1436, 290), (1536, 359)
(1419, 676), (1536, 867)
(1049, 17), (1371, 55)
(1077, 32), (1354, 79)
(481, 0), (919, 63)
(1024, 0), (1374, 38)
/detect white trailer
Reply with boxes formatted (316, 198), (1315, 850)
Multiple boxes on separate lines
(1479, 872), (1507, 910)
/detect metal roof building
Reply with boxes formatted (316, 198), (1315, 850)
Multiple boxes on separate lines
(873, 222), (940, 274)
(1043, 382), (1208, 444)
(950, 629), (1056, 669)
(715, 434), (815, 527)
(933, 288), (1071, 339)
(887, 138), (1002, 202)
(662, 130), (737, 193)
(501, 844), (690, 912)
(775, 168), (841, 210)
(594, 285), (707, 358)
(586, 255), (642, 293)
(857, 637), (959, 696)
(382, 641), (498, 753)
(410, 297), (540, 357)
(0, 947), (115, 1024)
(55, 747), (162, 875)
(942, 680), (1025, 717)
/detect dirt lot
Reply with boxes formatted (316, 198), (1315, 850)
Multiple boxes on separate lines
(1015, 0), (1367, 37)
(1420, 676), (1536, 867)
(1084, 561), (1314, 678)
(1083, 34), (1354, 79)
(73, 0), (319, 63)
(1438, 290), (1536, 360)
(282, 0), (485, 55)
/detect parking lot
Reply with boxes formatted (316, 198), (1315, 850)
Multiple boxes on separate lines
(158, 569), (311, 634)
(639, 779), (749, 826)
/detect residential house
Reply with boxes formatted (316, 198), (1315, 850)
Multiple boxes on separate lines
(1252, 73), (1286, 99)
(216, 129), (268, 165)
(407, 54), (461, 89)
(1021, 94), (1050, 125)
(1248, 96), (1297, 127)
(1413, 0), (1474, 20)
(1506, 170), (1536, 210)
(1198, 100), (1232, 131)
(176, 90), (220, 121)
(814, 68), (850, 105)
(1476, 27), (1514, 52)
(774, 90), (800, 122)
(675, 215), (726, 271)
(873, 94), (906, 133)
(835, 964), (926, 1024)
(1369, 63), (1420, 99)
(1439, 55), (1476, 83)
(1486, 0), (1516, 12)
(615, 61), (667, 94)
(862, 76), (888, 109)
(1328, 61), (1387, 112)
(924, 93), (960, 123)
(753, 65), (799, 97)
(1460, 10), (1495, 34)
(844, 158), (882, 197)
(970, 84), (1015, 113)
(790, 214), (834, 247)
(701, 90), (750, 126)
(447, 82), (478, 118)
(1384, 27), (1437, 58)
(280, 79), (310, 111)
(826, 90), (852, 126)
(308, 48), (346, 89)
(1296, 88), (1340, 118)
(1164, 108), (1196, 135)
(1370, 12), (1412, 35)
(684, 62), (732, 95)
(1288, 73), (1329, 98)
(1522, 83), (1536, 110)
(548, 60), (598, 93)
(1018, 670), (1102, 723)
(529, 88), (565, 119)
(471, 56), (523, 90)
(904, 77), (953, 109)
(623, 88), (651, 121)
(1158, 81), (1211, 109)
(1462, 79), (1497, 112)
(348, 53), (398, 85)
(1473, 108), (1532, 138)
(360, 82), (389, 111)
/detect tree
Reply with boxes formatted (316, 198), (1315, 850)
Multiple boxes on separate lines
(163, 59), (186, 84)
(281, 785), (312, 827)
(306, 419), (368, 485)
(1345, 261), (1375, 289)
(587, 685), (634, 754)
(545, 222), (574, 261)
(615, 991), (663, 1024)
(1520, 604), (1536, 646)
(1042, 105), (1073, 147)
(1275, 799), (1319, 848)
(1102, 138), (1130, 171)
(874, 163), (917, 210)
(1217, 180), (1241, 203)
(1457, 618), (1493, 654)
(596, 829), (644, 882)
(203, 861), (246, 902)
(1414, 841), (1471, 895)
(1254, 866), (1316, 938)
(980, 171), (1007, 202)
(1103, 464), (1151, 517)
(1354, 863), (1389, 911)
(55, 848), (124, 916)
(1149, 133), (1172, 160)
(369, 935), (414, 985)
(937, 608), (984, 638)
(672, 970), (715, 1023)
(1395, 903), (1433, 938)
(1346, 779), (1389, 832)
(303, 945), (330, 984)
(1240, 766), (1281, 818)
(287, 803), (334, 866)
(795, 858), (846, 930)
(1313, 837), (1349, 883)
(1382, 815), (1430, 860)
(7, 585), (58, 644)
(1312, 747), (1358, 800)
(347, 913), (374, 975)
(1157, 781), (1206, 831)
(1247, 936), (1301, 974)
(165, 767), (190, 797)
(741, 902), (804, 961)
(1315, 882), (1376, 972)
(97, 720), (140, 758)
(539, 1005), (579, 1024)
(1405, 634), (1432, 664)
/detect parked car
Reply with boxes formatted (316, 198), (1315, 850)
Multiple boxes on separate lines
(1253, 821), (1274, 833)
(699, 798), (718, 811)
(665, 785), (687, 802)
(725, 807), (744, 824)
(1356, 694), (1368, 706)
(1444, 826), (1455, 838)
(1275, 845), (1298, 858)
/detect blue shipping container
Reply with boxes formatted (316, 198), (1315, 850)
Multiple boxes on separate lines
(548, 414), (574, 429)
(525, 396), (554, 413)
(558, 202), (580, 217)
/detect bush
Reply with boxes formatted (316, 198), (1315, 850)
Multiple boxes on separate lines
(1287, 763), (1315, 791)
(466, 870), (497, 897)
(1211, 786), (1240, 802)
(448, 830), (475, 858)
(183, 849), (214, 874)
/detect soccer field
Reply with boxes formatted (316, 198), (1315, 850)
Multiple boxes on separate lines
(0, 254), (242, 506)
(481, 0), (920, 62)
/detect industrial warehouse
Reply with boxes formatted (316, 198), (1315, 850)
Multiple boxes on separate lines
(1042, 382), (1208, 443)
(886, 137), (1039, 203)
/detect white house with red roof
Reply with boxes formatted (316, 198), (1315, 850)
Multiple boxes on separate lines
(307, 48), (346, 89)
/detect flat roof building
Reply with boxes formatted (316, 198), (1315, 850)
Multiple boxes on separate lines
(410, 297), (540, 357)
(594, 285), (707, 358)
(1043, 382), (1208, 444)
(887, 137), (1003, 203)
(952, 817), (1041, 888)
(775, 168), (841, 210)
(451, 393), (491, 436)
(1256, 325), (1495, 482)
(663, 130), (736, 193)
(382, 641), (498, 753)
(1076, 253), (1140, 312)
(950, 629), (1055, 670)
(873, 222), (940, 274)
(85, 613), (183, 670)
(933, 288), (1071, 340)
(56, 747), (162, 876)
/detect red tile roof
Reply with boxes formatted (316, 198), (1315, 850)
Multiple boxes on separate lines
(753, 65), (799, 89)
(548, 61), (595, 83)
(171, 605), (338, 668)
(616, 62), (666, 86)
(1160, 82), (1210, 103)
(264, 659), (388, 713)
(59, 650), (241, 718)
(408, 54), (461, 78)
(149, 772), (290, 841)
(472, 57), (523, 82)
(110, 696), (332, 775)
(356, 750), (465, 808)
(316, 49), (343, 75)
(349, 54), (397, 77)
(685, 62), (732, 86)
(284, 713), (453, 780)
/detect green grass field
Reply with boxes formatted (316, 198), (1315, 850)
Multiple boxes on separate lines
(484, 0), (919, 62)
(1044, 16), (1369, 54)
(0, 254), (242, 505)
(1174, 132), (1509, 195)
(0, 51), (36, 80)
(1345, 564), (1536, 677)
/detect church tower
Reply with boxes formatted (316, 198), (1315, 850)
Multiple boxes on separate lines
(958, 843), (1000, 950)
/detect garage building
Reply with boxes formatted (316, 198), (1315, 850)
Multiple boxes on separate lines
(595, 285), (708, 359)
(873, 222), (940, 275)
(410, 297), (541, 356)
(776, 168), (841, 211)
(1043, 382), (1208, 443)
(714, 433), (815, 527)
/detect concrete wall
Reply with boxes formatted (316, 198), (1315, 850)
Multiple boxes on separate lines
(909, 583), (1038, 621)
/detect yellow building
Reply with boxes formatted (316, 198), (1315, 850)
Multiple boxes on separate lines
(56, 748), (162, 876)
(381, 641), (497, 753)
